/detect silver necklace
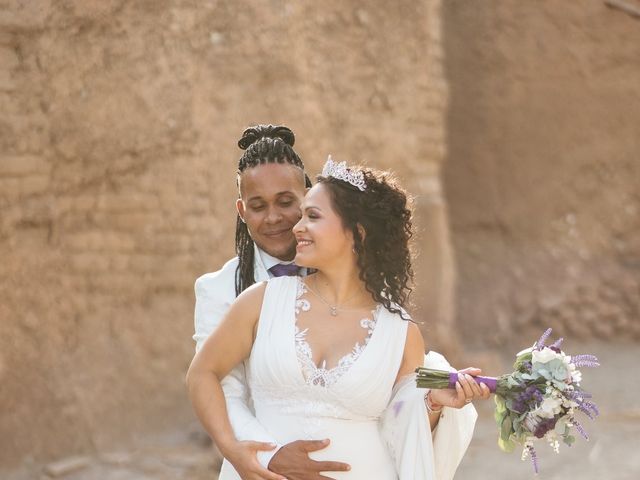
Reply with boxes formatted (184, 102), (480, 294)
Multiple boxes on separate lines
(305, 277), (363, 316)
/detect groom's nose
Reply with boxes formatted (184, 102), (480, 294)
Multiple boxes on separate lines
(264, 206), (283, 224)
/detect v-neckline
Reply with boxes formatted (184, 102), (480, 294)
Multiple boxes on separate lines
(292, 277), (382, 388)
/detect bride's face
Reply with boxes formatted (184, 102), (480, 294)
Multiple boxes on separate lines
(293, 183), (355, 269)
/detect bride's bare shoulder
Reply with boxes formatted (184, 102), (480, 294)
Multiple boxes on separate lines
(405, 322), (426, 356)
(394, 322), (426, 384)
(231, 280), (268, 314)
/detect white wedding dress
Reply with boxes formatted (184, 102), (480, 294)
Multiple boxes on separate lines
(229, 275), (415, 479)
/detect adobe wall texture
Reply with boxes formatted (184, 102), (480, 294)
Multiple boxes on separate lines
(443, 0), (640, 347)
(3, 0), (638, 470)
(0, 0), (449, 466)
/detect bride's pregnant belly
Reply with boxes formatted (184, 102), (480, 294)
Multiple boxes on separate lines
(258, 410), (397, 479)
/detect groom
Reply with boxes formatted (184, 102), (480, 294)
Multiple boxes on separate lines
(193, 125), (479, 480)
(194, 125), (350, 480)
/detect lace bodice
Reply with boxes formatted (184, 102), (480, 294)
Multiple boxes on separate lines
(247, 276), (408, 425)
(294, 278), (380, 387)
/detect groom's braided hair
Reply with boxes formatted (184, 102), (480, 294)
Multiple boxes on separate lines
(317, 168), (414, 321)
(235, 124), (311, 296)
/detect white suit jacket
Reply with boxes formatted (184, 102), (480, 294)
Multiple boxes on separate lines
(194, 244), (277, 472)
(194, 244), (476, 478)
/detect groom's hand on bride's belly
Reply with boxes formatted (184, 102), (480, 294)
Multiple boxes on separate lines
(268, 439), (351, 480)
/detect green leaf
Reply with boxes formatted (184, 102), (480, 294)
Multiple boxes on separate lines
(494, 409), (506, 424)
(494, 396), (507, 422)
(500, 416), (513, 442)
(498, 436), (516, 453)
(512, 415), (524, 436)
(506, 375), (520, 387)
(513, 351), (533, 370)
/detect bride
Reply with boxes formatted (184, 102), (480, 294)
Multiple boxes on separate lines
(187, 159), (489, 479)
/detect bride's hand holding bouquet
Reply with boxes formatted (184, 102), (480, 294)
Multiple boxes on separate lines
(425, 367), (492, 411)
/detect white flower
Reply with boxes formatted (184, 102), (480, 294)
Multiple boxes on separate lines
(532, 347), (563, 364)
(568, 363), (582, 383)
(517, 346), (534, 357)
(535, 396), (563, 419)
(547, 436), (560, 454)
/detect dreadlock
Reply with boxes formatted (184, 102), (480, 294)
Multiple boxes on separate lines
(235, 124), (312, 296)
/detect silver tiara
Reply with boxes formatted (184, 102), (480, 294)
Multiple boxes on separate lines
(321, 155), (366, 191)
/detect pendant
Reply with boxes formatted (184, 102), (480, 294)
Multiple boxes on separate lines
(330, 306), (338, 316)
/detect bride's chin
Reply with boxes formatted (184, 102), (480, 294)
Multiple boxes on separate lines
(294, 254), (316, 269)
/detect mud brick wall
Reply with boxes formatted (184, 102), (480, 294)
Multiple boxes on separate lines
(443, 0), (640, 347)
(0, 0), (450, 466)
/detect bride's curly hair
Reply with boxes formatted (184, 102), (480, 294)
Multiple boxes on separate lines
(317, 167), (414, 320)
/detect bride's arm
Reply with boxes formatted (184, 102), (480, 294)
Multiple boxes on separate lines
(186, 281), (284, 480)
(394, 322), (426, 384)
(394, 323), (443, 431)
(395, 325), (490, 432)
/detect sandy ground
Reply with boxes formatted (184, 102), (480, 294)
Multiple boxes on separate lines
(3, 341), (638, 480)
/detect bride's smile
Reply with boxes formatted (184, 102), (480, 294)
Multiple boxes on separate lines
(293, 183), (357, 270)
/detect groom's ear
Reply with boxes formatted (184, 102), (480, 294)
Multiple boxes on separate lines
(236, 198), (246, 223)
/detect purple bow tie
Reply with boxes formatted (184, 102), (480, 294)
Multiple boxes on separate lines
(269, 263), (300, 277)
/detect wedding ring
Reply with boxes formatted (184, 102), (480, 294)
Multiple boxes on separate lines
(465, 398), (472, 403)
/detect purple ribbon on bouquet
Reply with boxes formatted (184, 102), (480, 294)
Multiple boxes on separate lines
(448, 372), (498, 393)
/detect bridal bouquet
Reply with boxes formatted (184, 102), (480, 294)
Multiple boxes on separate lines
(415, 328), (600, 473)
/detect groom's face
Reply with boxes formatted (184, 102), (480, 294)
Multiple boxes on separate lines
(237, 162), (306, 261)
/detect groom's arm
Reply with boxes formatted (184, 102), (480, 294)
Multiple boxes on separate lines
(194, 273), (283, 467)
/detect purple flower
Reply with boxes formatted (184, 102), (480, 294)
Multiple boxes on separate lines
(533, 417), (558, 438)
(564, 390), (599, 419)
(566, 390), (593, 400)
(570, 354), (600, 368)
(535, 328), (553, 350)
(528, 445), (540, 474)
(513, 385), (544, 413)
(577, 403), (598, 420)
(549, 337), (564, 353)
(571, 417), (589, 440)
(581, 401), (600, 417)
